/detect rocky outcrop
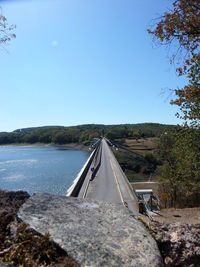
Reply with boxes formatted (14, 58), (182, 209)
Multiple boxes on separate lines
(0, 263), (14, 267)
(150, 221), (200, 267)
(0, 190), (78, 267)
(18, 193), (163, 267)
(0, 190), (30, 214)
(0, 190), (30, 251)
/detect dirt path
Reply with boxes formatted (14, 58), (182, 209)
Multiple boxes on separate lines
(153, 207), (200, 224)
(140, 208), (200, 266)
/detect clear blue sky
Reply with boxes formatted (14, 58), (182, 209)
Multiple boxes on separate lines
(0, 0), (185, 132)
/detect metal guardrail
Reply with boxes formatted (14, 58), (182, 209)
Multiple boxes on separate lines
(108, 144), (139, 212)
(104, 137), (139, 201)
(90, 143), (102, 181)
(66, 141), (101, 197)
(67, 138), (139, 214)
(81, 144), (102, 197)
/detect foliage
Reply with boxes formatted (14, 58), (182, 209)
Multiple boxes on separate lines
(0, 8), (16, 46)
(144, 152), (160, 171)
(115, 149), (159, 177)
(0, 190), (78, 267)
(172, 52), (200, 121)
(148, 0), (200, 122)
(0, 123), (174, 145)
(124, 170), (149, 183)
(1, 223), (78, 267)
(148, 0), (200, 208)
(157, 126), (200, 207)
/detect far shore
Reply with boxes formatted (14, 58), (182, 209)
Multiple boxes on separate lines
(0, 142), (91, 152)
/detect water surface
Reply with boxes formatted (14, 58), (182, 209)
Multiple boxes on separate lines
(0, 145), (89, 195)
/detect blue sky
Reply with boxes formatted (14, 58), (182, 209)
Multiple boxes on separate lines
(0, 0), (185, 132)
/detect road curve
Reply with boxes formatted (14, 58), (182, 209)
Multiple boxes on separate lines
(84, 138), (139, 214)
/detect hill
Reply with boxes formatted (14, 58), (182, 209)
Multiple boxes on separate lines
(0, 123), (175, 146)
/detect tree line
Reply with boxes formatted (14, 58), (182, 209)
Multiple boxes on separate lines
(1, 0), (199, 208)
(0, 123), (174, 145)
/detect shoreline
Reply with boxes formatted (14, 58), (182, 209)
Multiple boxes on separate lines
(53, 143), (91, 152)
(0, 142), (91, 152)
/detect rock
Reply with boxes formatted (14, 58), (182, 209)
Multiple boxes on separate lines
(0, 263), (14, 267)
(18, 193), (163, 267)
(0, 190), (30, 214)
(0, 190), (30, 251)
(164, 256), (173, 266)
(151, 221), (200, 266)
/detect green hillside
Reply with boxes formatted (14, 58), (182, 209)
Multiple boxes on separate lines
(0, 123), (175, 145)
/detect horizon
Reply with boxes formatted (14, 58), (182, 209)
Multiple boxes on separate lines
(3, 121), (176, 133)
(1, 0), (185, 132)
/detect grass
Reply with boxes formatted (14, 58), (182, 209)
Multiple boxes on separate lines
(125, 170), (149, 183)
(124, 137), (159, 156)
(114, 137), (161, 181)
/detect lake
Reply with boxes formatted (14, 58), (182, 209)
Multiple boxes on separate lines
(0, 145), (90, 195)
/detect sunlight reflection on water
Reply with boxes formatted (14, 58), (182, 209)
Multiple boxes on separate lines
(0, 146), (89, 195)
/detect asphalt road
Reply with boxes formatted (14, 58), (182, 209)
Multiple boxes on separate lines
(85, 138), (139, 214)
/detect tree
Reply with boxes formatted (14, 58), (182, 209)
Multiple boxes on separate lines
(148, 0), (200, 123)
(148, 1), (200, 207)
(0, 8), (16, 46)
(52, 131), (71, 144)
(157, 127), (200, 207)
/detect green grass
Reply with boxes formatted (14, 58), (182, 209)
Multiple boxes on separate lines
(125, 170), (149, 183)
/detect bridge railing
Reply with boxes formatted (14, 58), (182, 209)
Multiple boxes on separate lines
(66, 140), (101, 197)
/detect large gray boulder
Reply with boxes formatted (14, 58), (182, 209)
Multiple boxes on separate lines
(18, 193), (163, 267)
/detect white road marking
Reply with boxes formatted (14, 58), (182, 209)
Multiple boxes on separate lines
(109, 146), (138, 202)
(109, 158), (124, 204)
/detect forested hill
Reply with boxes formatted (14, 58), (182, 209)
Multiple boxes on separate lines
(0, 123), (175, 145)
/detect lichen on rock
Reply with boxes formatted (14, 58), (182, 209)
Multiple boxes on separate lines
(18, 193), (163, 267)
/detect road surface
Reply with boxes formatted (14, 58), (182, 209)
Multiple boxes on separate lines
(84, 138), (139, 214)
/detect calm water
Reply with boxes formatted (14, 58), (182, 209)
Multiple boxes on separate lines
(0, 145), (89, 195)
